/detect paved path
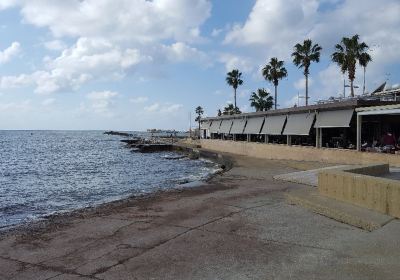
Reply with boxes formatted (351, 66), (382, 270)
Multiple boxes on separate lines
(1, 156), (400, 279)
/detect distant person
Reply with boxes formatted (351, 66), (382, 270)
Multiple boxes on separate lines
(382, 132), (396, 146)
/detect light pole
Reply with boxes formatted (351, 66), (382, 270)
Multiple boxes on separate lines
(343, 78), (359, 97)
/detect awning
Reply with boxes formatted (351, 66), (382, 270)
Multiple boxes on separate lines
(200, 121), (212, 129)
(315, 109), (354, 128)
(243, 117), (264, 134)
(209, 120), (221, 133)
(230, 118), (246, 134)
(356, 104), (400, 116)
(219, 119), (233, 134)
(261, 115), (286, 135)
(283, 113), (315, 135)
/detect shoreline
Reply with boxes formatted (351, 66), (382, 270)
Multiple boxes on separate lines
(0, 146), (233, 238)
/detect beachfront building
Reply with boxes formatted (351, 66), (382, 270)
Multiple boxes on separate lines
(201, 85), (400, 154)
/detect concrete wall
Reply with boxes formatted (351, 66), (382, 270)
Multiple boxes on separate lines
(200, 139), (400, 167)
(318, 165), (400, 218)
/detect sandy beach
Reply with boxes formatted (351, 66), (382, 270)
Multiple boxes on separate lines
(1, 151), (400, 279)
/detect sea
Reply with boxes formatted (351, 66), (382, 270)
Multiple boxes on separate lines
(0, 130), (219, 230)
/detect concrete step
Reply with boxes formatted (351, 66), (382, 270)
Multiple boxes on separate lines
(274, 165), (349, 187)
(285, 186), (394, 231)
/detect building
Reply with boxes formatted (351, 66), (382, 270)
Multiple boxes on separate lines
(201, 87), (400, 153)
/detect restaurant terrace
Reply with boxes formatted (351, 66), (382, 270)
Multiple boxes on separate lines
(201, 86), (400, 154)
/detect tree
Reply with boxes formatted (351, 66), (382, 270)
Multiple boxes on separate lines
(225, 69), (243, 110)
(359, 51), (372, 94)
(194, 106), (204, 139)
(223, 104), (241, 115)
(249, 88), (274, 111)
(291, 39), (322, 105)
(262, 58), (287, 109)
(331, 34), (369, 97)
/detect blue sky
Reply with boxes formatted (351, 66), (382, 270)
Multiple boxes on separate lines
(0, 0), (399, 130)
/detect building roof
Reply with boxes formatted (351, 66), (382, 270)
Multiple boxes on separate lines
(203, 99), (400, 121)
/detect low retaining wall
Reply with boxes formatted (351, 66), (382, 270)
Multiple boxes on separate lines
(318, 164), (400, 218)
(200, 139), (400, 167)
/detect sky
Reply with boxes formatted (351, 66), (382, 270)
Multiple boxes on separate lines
(0, 0), (399, 131)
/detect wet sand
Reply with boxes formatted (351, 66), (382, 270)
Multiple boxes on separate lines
(1, 152), (400, 279)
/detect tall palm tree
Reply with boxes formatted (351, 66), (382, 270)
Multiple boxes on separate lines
(359, 52), (372, 94)
(331, 34), (369, 97)
(225, 69), (243, 110)
(262, 58), (287, 109)
(249, 88), (274, 111)
(291, 39), (322, 105)
(194, 106), (204, 139)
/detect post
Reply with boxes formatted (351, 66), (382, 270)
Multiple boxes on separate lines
(357, 114), (362, 151)
(247, 134), (250, 142)
(315, 128), (319, 148)
(233, 134), (236, 141)
(265, 135), (269, 144)
(287, 135), (291, 146)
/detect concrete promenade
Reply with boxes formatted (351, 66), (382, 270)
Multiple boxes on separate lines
(1, 155), (400, 279)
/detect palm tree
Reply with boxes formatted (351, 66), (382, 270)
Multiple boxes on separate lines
(262, 58), (287, 109)
(223, 104), (241, 115)
(291, 39), (322, 105)
(331, 34), (369, 97)
(225, 69), (243, 110)
(194, 106), (204, 139)
(249, 88), (274, 111)
(359, 51), (372, 94)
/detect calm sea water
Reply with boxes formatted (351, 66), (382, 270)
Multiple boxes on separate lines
(0, 131), (218, 230)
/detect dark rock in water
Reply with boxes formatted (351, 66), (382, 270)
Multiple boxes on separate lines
(188, 150), (200, 160)
(120, 139), (141, 145)
(104, 131), (133, 137)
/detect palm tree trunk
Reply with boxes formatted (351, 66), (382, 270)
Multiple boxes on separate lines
(274, 85), (277, 110)
(198, 120), (201, 139)
(234, 88), (237, 110)
(305, 74), (308, 106)
(363, 67), (366, 95)
(350, 79), (354, 97)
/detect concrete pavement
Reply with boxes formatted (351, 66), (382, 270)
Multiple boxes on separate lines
(1, 155), (399, 279)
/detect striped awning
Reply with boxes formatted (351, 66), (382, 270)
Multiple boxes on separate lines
(219, 119), (233, 134)
(209, 120), (221, 133)
(230, 118), (246, 134)
(315, 109), (354, 128)
(283, 113), (315, 135)
(201, 121), (212, 129)
(261, 115), (286, 135)
(243, 117), (264, 134)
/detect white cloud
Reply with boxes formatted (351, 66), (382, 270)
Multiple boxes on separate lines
(219, 53), (254, 73)
(144, 102), (183, 114)
(224, 0), (318, 59)
(294, 77), (313, 91)
(43, 40), (67, 51)
(130, 96), (148, 104)
(0, 99), (31, 111)
(144, 103), (160, 112)
(161, 42), (210, 66)
(0, 0), (17, 10)
(0, 74), (31, 88)
(15, 0), (211, 44)
(1, 38), (149, 94)
(0, 42), (21, 64)
(86, 90), (118, 114)
(41, 98), (55, 106)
